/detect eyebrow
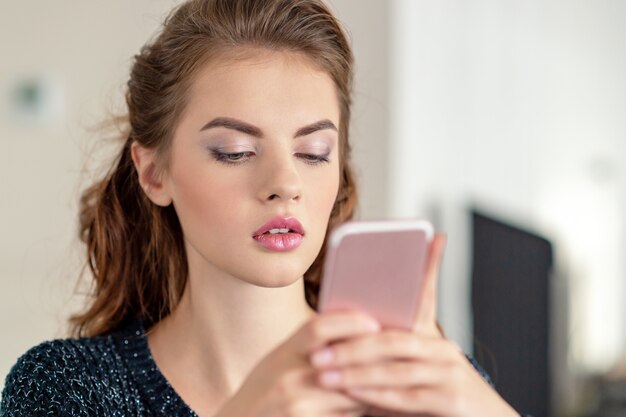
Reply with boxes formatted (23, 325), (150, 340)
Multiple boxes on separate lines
(199, 117), (337, 138)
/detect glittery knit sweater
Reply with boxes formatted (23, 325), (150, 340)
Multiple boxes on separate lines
(0, 318), (529, 417)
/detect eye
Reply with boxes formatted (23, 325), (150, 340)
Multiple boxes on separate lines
(296, 153), (331, 165)
(210, 150), (255, 165)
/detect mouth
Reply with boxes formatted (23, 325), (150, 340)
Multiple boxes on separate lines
(259, 227), (299, 235)
(253, 216), (305, 237)
(253, 216), (305, 252)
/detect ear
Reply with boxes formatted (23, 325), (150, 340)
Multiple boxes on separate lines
(130, 141), (173, 207)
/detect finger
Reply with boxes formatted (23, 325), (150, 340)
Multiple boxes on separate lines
(315, 360), (453, 389)
(292, 388), (367, 416)
(344, 386), (448, 416)
(412, 234), (447, 331)
(306, 387), (367, 415)
(294, 310), (381, 354)
(283, 366), (368, 415)
(417, 234), (446, 323)
(309, 330), (455, 369)
(359, 403), (412, 417)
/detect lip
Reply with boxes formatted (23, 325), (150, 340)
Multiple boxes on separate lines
(253, 216), (305, 252)
(253, 216), (305, 237)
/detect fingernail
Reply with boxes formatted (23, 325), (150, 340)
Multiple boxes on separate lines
(366, 320), (380, 332)
(320, 370), (342, 386)
(311, 348), (335, 366)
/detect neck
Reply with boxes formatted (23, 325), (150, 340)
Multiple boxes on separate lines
(147, 259), (317, 415)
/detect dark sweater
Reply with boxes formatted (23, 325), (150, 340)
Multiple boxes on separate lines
(0, 318), (525, 416)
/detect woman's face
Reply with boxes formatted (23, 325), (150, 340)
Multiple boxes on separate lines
(162, 50), (341, 287)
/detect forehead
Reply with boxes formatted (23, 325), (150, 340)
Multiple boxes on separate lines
(181, 48), (340, 128)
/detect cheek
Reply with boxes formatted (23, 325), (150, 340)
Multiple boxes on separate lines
(304, 165), (340, 219)
(170, 164), (248, 231)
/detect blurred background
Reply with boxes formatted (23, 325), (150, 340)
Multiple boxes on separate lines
(1, 1), (624, 416)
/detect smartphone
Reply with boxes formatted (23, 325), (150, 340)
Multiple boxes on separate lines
(317, 219), (434, 330)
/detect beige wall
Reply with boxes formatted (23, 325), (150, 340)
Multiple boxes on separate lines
(0, 0), (179, 386)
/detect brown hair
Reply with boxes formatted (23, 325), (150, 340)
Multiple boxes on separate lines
(71, 0), (357, 337)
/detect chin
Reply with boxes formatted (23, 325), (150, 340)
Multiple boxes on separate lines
(258, 271), (305, 288)
(245, 249), (317, 285)
(243, 263), (309, 288)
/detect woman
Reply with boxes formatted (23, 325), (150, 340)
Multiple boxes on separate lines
(1, 1), (527, 416)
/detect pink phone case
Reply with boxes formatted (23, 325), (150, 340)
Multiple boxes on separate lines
(317, 220), (434, 330)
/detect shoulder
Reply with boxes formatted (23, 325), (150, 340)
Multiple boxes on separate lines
(8, 335), (114, 367)
(4, 336), (116, 382)
(1, 336), (131, 416)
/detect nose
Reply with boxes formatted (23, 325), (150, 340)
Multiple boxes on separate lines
(256, 148), (302, 203)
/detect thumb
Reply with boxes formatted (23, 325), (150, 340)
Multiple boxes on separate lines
(412, 233), (447, 332)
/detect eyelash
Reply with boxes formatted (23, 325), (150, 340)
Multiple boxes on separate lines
(210, 150), (331, 166)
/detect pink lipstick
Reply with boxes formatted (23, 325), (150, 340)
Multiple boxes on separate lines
(253, 216), (304, 251)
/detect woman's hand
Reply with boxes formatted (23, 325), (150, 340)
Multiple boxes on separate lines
(217, 310), (384, 417)
(307, 235), (520, 417)
(309, 329), (518, 417)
